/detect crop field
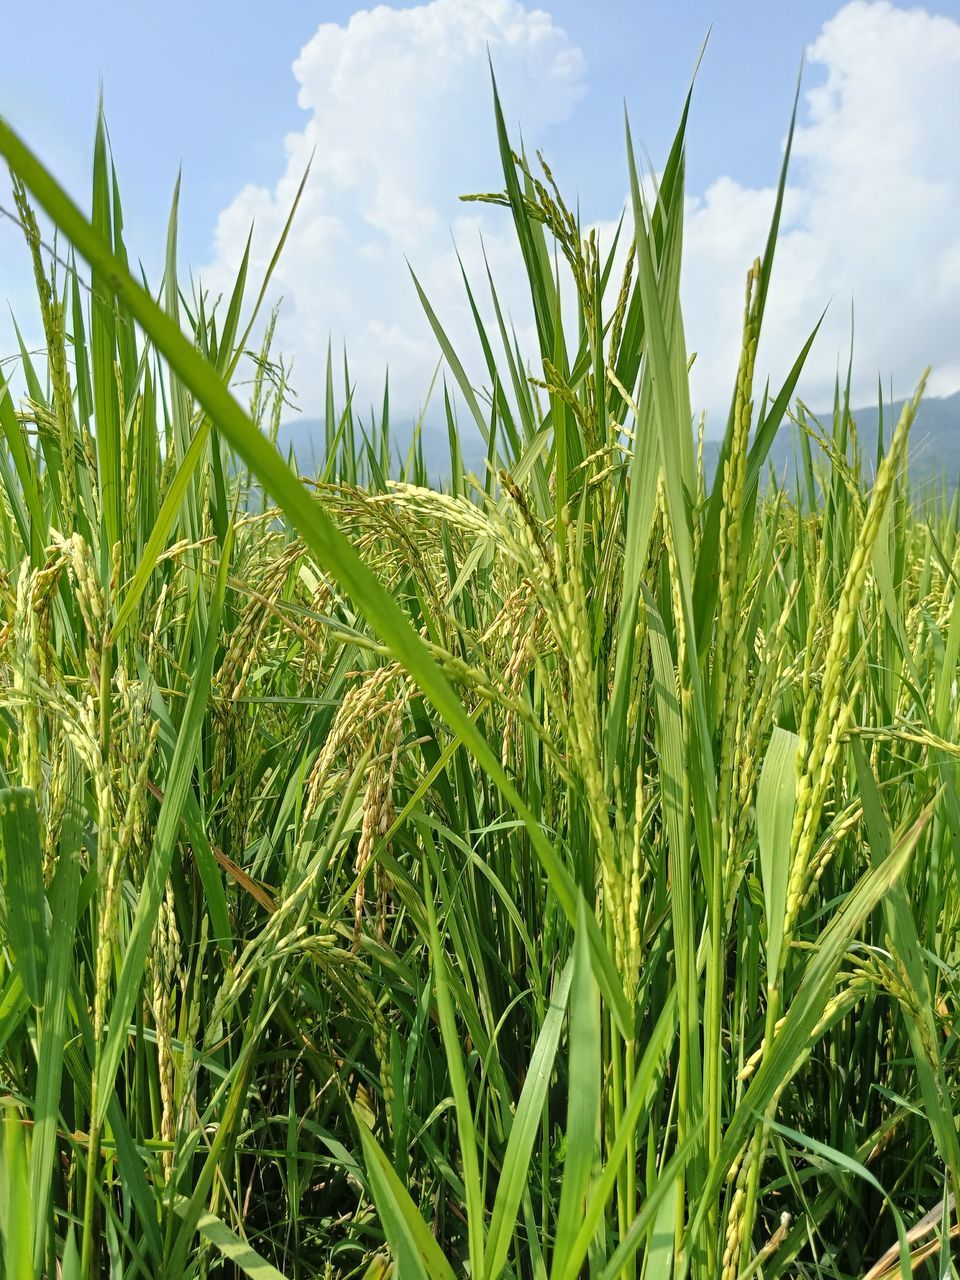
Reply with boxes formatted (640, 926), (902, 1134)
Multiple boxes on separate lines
(0, 74), (958, 1280)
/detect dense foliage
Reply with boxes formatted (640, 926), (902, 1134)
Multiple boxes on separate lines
(0, 78), (958, 1280)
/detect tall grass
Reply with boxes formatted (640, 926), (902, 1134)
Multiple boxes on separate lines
(0, 69), (958, 1280)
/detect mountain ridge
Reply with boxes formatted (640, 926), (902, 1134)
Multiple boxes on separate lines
(277, 388), (960, 485)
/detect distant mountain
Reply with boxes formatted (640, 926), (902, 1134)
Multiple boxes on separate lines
(756, 388), (960, 490)
(277, 389), (960, 489)
(275, 415), (487, 479)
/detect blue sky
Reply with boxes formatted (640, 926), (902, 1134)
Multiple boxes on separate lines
(2, 3), (848, 245)
(3, 1), (960, 429)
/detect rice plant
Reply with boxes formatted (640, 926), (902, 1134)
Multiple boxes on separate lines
(0, 66), (958, 1280)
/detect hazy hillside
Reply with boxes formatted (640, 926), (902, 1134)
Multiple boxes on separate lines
(275, 413), (488, 479)
(759, 387), (960, 488)
(279, 389), (960, 488)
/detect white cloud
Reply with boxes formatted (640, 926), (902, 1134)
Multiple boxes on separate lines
(683, 0), (960, 424)
(201, 0), (584, 421)
(203, 0), (960, 439)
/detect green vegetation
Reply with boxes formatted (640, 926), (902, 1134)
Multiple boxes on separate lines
(0, 72), (959, 1280)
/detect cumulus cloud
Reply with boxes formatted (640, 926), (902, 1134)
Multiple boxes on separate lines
(201, 0), (585, 419)
(202, 0), (960, 437)
(684, 0), (960, 422)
